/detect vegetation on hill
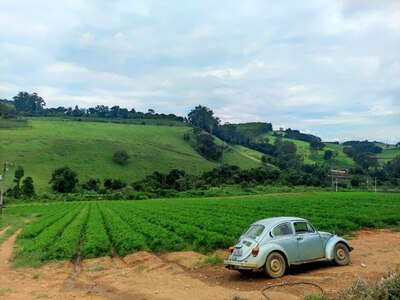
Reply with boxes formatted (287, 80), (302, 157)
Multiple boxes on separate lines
(1, 93), (399, 199)
(0, 118), (261, 193)
(1, 91), (184, 122)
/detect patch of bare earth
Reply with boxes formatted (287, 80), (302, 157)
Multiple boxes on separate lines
(0, 229), (399, 299)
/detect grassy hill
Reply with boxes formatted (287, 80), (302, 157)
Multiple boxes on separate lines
(377, 147), (400, 163)
(0, 118), (261, 192)
(235, 123), (398, 168)
(257, 132), (355, 168)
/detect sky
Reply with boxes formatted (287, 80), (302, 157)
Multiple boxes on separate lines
(1, 1), (399, 143)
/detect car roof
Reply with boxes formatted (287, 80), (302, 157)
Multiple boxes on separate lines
(252, 217), (307, 229)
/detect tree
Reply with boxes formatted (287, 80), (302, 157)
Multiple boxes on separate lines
(12, 91), (46, 113)
(195, 134), (223, 161)
(0, 100), (16, 117)
(113, 150), (130, 165)
(274, 141), (303, 170)
(384, 156), (400, 178)
(355, 152), (378, 170)
(71, 105), (84, 117)
(323, 150), (333, 161)
(276, 141), (297, 156)
(12, 166), (24, 198)
(310, 140), (324, 151)
(82, 178), (100, 191)
(103, 178), (127, 190)
(187, 105), (220, 134)
(343, 146), (356, 158)
(49, 166), (78, 193)
(21, 177), (35, 197)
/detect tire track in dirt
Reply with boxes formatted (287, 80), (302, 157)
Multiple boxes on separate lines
(1, 229), (399, 299)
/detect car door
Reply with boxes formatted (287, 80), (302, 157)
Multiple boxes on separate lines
(294, 222), (324, 261)
(271, 222), (300, 262)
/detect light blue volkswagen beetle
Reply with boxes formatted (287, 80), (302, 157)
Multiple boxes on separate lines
(224, 217), (353, 278)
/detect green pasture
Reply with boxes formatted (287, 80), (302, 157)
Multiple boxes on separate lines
(0, 118), (260, 193)
(377, 147), (400, 163)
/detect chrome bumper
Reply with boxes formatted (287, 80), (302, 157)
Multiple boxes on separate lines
(224, 260), (257, 270)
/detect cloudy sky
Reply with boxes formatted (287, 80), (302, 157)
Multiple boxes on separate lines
(1, 1), (399, 143)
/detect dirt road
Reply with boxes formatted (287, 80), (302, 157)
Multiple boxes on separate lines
(0, 229), (399, 299)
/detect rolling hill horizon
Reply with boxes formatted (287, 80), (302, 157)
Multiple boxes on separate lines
(0, 116), (398, 193)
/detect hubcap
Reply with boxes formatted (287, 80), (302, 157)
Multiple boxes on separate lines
(270, 258), (281, 272)
(337, 248), (346, 260)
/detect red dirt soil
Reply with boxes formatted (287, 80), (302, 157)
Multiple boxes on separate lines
(0, 229), (399, 299)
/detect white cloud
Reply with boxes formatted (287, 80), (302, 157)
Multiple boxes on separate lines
(0, 0), (399, 143)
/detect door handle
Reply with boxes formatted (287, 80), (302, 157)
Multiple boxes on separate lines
(297, 237), (303, 241)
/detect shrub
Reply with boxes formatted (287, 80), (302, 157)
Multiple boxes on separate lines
(112, 149), (130, 165)
(49, 166), (78, 193)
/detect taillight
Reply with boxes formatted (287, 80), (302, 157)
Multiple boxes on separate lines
(228, 246), (234, 254)
(251, 247), (259, 257)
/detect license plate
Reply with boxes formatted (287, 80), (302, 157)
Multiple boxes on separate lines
(233, 249), (243, 256)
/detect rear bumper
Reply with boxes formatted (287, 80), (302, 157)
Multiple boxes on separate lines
(224, 260), (257, 270)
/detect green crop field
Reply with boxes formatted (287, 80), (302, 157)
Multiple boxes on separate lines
(1, 192), (399, 266)
(0, 118), (261, 192)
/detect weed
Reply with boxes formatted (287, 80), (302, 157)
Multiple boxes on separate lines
(336, 269), (400, 300)
(196, 254), (224, 267)
(0, 286), (11, 297)
(87, 265), (104, 272)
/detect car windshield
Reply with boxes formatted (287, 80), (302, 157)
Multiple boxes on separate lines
(243, 225), (265, 238)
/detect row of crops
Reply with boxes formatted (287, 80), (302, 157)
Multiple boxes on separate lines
(3, 192), (400, 264)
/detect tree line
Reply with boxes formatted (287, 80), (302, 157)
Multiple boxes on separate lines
(0, 91), (183, 122)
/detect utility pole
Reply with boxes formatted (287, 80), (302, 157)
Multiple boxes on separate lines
(0, 162), (12, 216)
(335, 177), (338, 192)
(374, 177), (377, 193)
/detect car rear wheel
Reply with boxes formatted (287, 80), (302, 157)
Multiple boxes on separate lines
(334, 243), (350, 266)
(264, 252), (286, 278)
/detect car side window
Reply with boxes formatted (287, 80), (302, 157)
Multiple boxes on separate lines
(273, 223), (293, 237)
(294, 222), (315, 234)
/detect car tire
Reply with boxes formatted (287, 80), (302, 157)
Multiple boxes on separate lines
(264, 252), (286, 278)
(334, 243), (350, 266)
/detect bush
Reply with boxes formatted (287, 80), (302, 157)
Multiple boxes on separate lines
(337, 270), (400, 300)
(195, 133), (223, 161)
(49, 166), (78, 193)
(21, 176), (35, 197)
(183, 132), (190, 141)
(112, 149), (130, 165)
(351, 178), (360, 187)
(82, 178), (100, 191)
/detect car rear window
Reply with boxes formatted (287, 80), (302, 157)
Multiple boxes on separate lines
(273, 223), (293, 236)
(243, 225), (265, 237)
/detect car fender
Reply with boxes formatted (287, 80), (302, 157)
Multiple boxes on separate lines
(256, 243), (290, 268)
(325, 236), (352, 260)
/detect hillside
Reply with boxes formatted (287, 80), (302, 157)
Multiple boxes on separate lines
(254, 132), (353, 168)
(232, 122), (400, 168)
(0, 118), (262, 192)
(377, 147), (400, 163)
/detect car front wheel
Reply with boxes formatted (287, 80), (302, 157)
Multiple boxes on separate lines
(264, 252), (286, 278)
(334, 243), (350, 266)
